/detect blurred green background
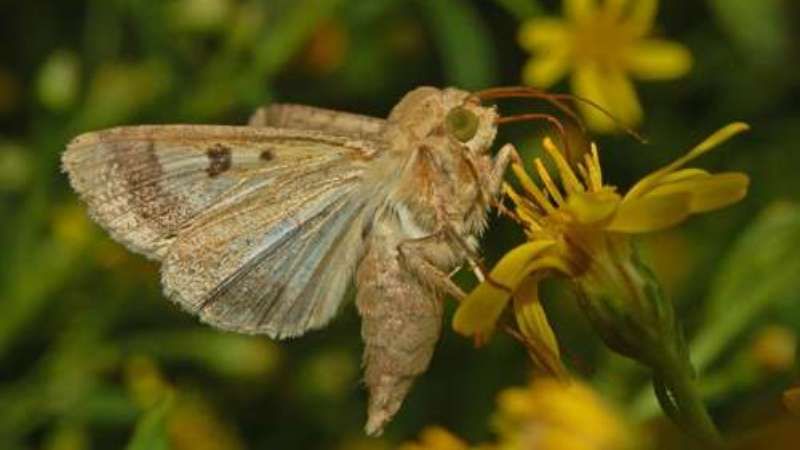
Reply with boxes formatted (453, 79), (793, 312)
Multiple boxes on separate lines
(1, 1), (799, 449)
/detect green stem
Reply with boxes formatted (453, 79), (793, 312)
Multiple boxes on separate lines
(653, 348), (724, 449)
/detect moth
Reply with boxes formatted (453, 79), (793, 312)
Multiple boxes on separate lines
(63, 86), (528, 435)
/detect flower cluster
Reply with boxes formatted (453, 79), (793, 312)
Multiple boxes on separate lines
(399, 378), (634, 450)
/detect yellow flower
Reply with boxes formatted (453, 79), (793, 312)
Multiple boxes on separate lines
(494, 378), (634, 450)
(453, 123), (749, 357)
(750, 326), (797, 374)
(398, 427), (469, 450)
(519, 0), (693, 132)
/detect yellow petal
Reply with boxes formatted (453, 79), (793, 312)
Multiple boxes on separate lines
(646, 172), (749, 213)
(417, 427), (469, 450)
(453, 240), (557, 337)
(602, 68), (643, 129)
(572, 64), (642, 133)
(625, 0), (658, 36)
(571, 64), (610, 132)
(522, 53), (570, 88)
(607, 192), (691, 233)
(626, 122), (750, 200)
(627, 39), (693, 80)
(565, 189), (622, 225)
(513, 276), (561, 362)
(518, 18), (570, 52)
(656, 167), (710, 184)
(564, 0), (597, 22)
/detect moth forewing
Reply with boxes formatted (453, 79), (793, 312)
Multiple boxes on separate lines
(62, 124), (382, 338)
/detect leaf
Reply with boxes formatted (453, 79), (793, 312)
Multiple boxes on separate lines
(417, 0), (498, 89)
(706, 0), (789, 67)
(692, 202), (800, 372)
(125, 394), (175, 450)
(251, 0), (347, 81)
(492, 0), (544, 21)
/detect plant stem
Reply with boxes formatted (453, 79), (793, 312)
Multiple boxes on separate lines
(653, 348), (724, 449)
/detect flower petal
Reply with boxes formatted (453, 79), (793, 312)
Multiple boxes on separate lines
(522, 52), (570, 88)
(625, 122), (750, 200)
(565, 189), (622, 225)
(513, 276), (562, 366)
(518, 18), (570, 52)
(453, 240), (558, 337)
(608, 192), (691, 232)
(646, 172), (749, 213)
(625, 0), (658, 36)
(572, 64), (642, 133)
(564, 0), (598, 22)
(657, 168), (710, 184)
(627, 39), (693, 80)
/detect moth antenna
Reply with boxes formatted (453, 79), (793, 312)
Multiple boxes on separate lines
(550, 92), (648, 144)
(475, 86), (584, 130)
(475, 86), (648, 144)
(496, 112), (572, 158)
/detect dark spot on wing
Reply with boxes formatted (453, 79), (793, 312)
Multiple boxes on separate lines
(260, 148), (275, 161)
(206, 144), (232, 177)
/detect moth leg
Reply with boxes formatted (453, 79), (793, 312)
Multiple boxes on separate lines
(488, 142), (521, 197)
(397, 231), (468, 301)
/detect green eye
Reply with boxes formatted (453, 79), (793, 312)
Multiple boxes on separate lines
(445, 107), (479, 142)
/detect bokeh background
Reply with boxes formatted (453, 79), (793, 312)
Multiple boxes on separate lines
(1, 1), (799, 449)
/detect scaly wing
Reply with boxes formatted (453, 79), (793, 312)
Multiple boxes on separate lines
(63, 125), (382, 338)
(249, 103), (386, 139)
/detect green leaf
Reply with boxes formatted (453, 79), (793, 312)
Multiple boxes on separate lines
(251, 0), (347, 81)
(628, 202), (800, 419)
(707, 0), (788, 67)
(418, 0), (498, 89)
(492, 0), (544, 21)
(691, 201), (800, 372)
(125, 394), (175, 450)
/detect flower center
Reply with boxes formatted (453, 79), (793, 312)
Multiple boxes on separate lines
(571, 12), (635, 69)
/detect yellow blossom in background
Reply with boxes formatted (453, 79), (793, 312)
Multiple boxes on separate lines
(169, 396), (245, 450)
(749, 325), (797, 374)
(519, 0), (693, 132)
(401, 381), (633, 450)
(51, 202), (95, 251)
(397, 426), (469, 450)
(494, 378), (634, 450)
(453, 123), (749, 355)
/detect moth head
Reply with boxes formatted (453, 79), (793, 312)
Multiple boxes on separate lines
(388, 87), (498, 154)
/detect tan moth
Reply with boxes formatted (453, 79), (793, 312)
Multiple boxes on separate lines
(62, 86), (562, 435)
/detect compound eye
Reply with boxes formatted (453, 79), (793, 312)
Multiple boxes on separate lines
(445, 107), (479, 142)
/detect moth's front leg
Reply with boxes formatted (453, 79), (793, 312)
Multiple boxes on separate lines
(397, 230), (468, 301)
(487, 142), (521, 196)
